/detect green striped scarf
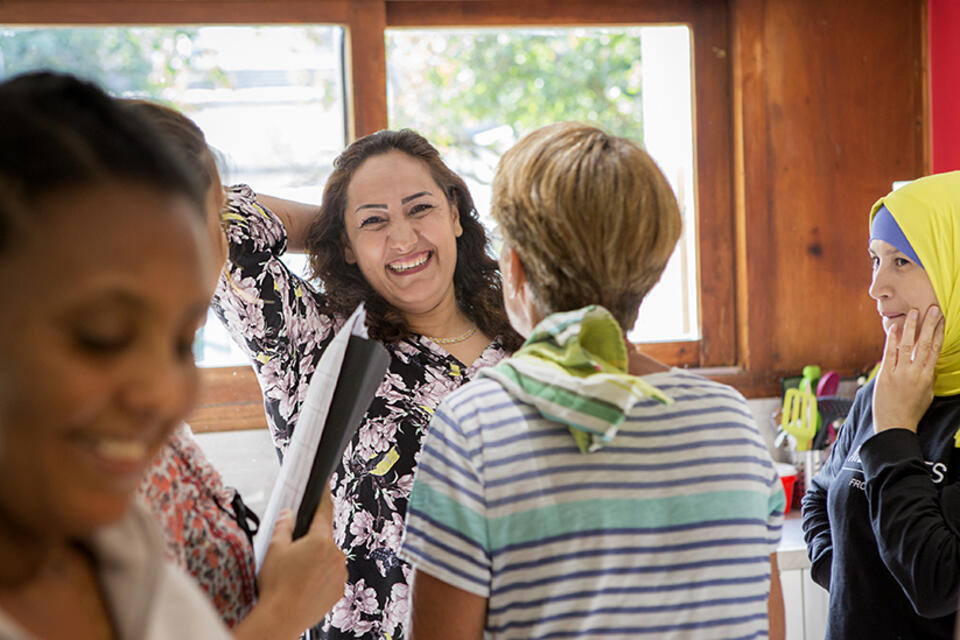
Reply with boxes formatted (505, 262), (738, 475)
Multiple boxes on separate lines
(480, 305), (672, 453)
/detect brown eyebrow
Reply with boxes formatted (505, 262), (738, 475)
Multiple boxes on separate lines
(870, 245), (903, 257)
(354, 191), (434, 213)
(401, 191), (432, 204)
(355, 203), (387, 213)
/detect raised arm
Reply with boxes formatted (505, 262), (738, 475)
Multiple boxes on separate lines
(863, 432), (960, 617)
(255, 193), (320, 253)
(861, 305), (960, 616)
(212, 186), (336, 451)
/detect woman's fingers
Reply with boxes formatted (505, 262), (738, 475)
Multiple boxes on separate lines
(915, 306), (943, 370)
(899, 309), (919, 360)
(881, 320), (902, 371)
(308, 485), (336, 536)
(871, 305), (940, 434)
(272, 509), (294, 541)
(932, 308), (946, 363)
(267, 508), (295, 556)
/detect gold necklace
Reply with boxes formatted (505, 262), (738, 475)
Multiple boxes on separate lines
(426, 327), (477, 345)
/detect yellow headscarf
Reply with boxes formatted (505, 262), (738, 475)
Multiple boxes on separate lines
(869, 171), (960, 396)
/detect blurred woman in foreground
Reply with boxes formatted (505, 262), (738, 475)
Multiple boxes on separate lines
(0, 71), (228, 638)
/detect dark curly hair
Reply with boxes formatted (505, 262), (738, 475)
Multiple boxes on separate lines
(305, 129), (522, 351)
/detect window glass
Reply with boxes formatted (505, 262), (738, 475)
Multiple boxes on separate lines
(1, 25), (346, 364)
(386, 26), (697, 341)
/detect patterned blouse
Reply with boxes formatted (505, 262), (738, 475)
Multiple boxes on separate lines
(139, 424), (259, 628)
(211, 185), (510, 639)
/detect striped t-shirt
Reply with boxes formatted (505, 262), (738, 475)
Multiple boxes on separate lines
(400, 368), (785, 639)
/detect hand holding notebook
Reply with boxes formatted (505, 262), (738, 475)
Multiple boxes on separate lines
(254, 304), (389, 570)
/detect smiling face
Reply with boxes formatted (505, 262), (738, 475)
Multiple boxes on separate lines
(0, 182), (212, 539)
(342, 151), (463, 318)
(868, 238), (939, 335)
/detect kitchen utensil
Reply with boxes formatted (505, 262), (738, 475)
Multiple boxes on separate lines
(800, 365), (821, 395)
(771, 408), (791, 449)
(816, 370), (840, 397)
(780, 375), (803, 398)
(782, 387), (819, 451)
(811, 396), (852, 449)
(774, 428), (790, 449)
(793, 447), (831, 492)
(799, 365), (823, 433)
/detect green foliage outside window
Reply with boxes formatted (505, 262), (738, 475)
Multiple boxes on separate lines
(387, 28), (646, 183)
(0, 27), (206, 98)
(0, 26), (337, 111)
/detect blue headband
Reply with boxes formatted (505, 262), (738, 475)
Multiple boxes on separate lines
(870, 204), (923, 269)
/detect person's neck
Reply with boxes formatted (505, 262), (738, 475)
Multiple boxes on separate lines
(405, 298), (473, 342)
(0, 519), (58, 587)
(626, 339), (671, 376)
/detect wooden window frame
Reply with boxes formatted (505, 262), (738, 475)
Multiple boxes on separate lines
(385, 0), (736, 372)
(0, 0), (739, 430)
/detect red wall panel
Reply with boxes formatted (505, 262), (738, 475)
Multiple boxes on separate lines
(930, 0), (960, 172)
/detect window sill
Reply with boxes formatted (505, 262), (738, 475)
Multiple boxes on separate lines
(189, 351), (795, 433)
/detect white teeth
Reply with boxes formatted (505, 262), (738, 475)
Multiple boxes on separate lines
(389, 253), (429, 272)
(93, 439), (148, 462)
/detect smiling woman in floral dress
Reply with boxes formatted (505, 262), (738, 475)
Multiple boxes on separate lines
(212, 129), (521, 639)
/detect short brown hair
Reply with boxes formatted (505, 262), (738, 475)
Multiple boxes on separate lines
(305, 129), (522, 349)
(490, 122), (682, 330)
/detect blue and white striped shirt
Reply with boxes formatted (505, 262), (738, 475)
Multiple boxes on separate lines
(400, 368), (784, 639)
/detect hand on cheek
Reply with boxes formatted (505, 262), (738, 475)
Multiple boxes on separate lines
(872, 305), (944, 434)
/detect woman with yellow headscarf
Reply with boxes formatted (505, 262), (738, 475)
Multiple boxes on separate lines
(802, 170), (960, 640)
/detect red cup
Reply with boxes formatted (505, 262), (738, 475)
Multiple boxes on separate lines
(775, 462), (799, 514)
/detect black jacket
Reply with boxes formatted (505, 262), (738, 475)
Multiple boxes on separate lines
(801, 379), (960, 639)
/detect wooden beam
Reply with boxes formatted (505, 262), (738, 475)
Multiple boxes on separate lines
(0, 1), (355, 24)
(385, 0), (738, 370)
(636, 341), (700, 368)
(189, 365), (266, 432)
(688, 1), (736, 366)
(387, 0), (698, 27)
(345, 0), (388, 138)
(731, 0), (769, 373)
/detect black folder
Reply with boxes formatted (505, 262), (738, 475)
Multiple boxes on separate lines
(293, 335), (390, 539)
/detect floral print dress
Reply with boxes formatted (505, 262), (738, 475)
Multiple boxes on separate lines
(211, 186), (509, 640)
